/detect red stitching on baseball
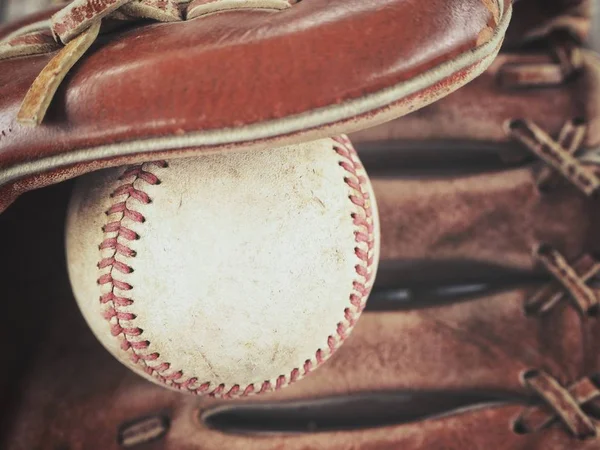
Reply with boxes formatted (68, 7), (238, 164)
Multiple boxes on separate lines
(97, 137), (375, 397)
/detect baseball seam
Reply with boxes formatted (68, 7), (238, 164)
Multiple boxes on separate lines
(96, 137), (375, 397)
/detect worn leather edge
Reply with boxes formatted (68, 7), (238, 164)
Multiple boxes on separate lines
(0, 3), (510, 190)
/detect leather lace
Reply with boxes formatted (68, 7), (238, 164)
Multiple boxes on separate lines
(0, 0), (299, 125)
(503, 32), (600, 439)
(515, 371), (600, 439)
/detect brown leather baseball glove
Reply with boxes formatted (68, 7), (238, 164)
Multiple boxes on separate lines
(8, 1), (600, 450)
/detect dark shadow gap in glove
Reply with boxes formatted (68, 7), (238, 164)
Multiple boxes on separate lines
(200, 391), (531, 435)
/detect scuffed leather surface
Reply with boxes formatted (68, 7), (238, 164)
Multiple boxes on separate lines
(0, 0), (511, 213)
(350, 49), (600, 151)
(2, 2), (600, 450)
(2, 31), (600, 450)
(0, 143), (599, 449)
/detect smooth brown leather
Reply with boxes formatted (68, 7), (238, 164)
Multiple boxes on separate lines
(351, 49), (600, 152)
(0, 0), (511, 213)
(2, 22), (600, 449)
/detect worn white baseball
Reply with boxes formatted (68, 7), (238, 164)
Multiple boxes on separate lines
(65, 136), (379, 397)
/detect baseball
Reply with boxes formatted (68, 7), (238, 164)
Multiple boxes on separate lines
(65, 136), (379, 397)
